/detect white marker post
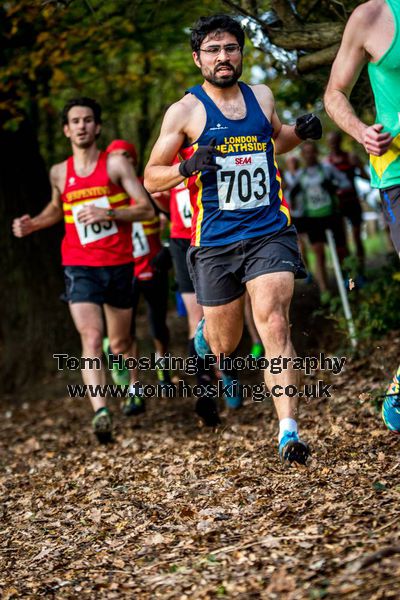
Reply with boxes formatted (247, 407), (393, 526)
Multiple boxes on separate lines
(325, 229), (358, 348)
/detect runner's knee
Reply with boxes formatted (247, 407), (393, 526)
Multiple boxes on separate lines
(264, 311), (290, 346)
(80, 328), (103, 355)
(109, 334), (132, 355)
(208, 330), (241, 356)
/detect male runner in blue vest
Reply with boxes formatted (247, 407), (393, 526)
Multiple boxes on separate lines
(145, 15), (322, 464)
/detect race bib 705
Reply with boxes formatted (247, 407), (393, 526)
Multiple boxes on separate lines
(71, 196), (118, 245)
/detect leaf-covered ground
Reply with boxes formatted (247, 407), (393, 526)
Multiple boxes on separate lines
(1, 285), (400, 599)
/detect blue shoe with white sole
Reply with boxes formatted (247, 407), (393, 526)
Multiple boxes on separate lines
(279, 431), (310, 465)
(382, 366), (400, 433)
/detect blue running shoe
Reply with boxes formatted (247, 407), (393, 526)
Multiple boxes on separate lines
(279, 431), (310, 465)
(221, 372), (243, 409)
(194, 318), (211, 359)
(382, 367), (400, 432)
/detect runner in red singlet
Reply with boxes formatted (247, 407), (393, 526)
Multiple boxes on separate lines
(12, 98), (154, 443)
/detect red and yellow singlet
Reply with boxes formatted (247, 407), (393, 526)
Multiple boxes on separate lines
(61, 152), (133, 266)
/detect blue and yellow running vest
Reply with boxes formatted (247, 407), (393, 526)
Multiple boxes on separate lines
(179, 82), (290, 246)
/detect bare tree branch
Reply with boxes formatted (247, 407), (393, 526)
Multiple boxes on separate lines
(303, 0), (323, 22)
(222, 0), (348, 74)
(269, 23), (343, 51)
(297, 43), (340, 73)
(272, 0), (301, 26)
(222, 0), (271, 31)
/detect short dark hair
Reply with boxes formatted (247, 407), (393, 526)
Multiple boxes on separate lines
(61, 97), (102, 126)
(191, 15), (245, 53)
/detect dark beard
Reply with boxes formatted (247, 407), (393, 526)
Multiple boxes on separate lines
(203, 63), (242, 88)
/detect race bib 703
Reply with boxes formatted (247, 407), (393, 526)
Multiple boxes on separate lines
(216, 153), (270, 211)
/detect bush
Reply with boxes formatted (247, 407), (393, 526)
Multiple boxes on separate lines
(326, 259), (400, 350)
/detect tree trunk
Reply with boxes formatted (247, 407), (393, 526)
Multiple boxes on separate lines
(268, 23), (343, 51)
(0, 118), (78, 394)
(137, 50), (152, 175)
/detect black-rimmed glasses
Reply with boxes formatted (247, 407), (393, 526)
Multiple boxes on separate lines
(199, 44), (241, 56)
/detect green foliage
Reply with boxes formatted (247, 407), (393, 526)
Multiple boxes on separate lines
(3, 0), (373, 167)
(0, 0), (226, 168)
(326, 259), (400, 350)
(2, 0), (374, 169)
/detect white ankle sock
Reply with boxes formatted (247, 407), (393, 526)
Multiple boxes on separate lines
(279, 418), (298, 443)
(129, 382), (142, 397)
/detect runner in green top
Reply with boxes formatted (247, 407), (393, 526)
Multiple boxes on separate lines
(324, 0), (400, 432)
(324, 0), (400, 249)
(368, 0), (400, 190)
(290, 141), (349, 302)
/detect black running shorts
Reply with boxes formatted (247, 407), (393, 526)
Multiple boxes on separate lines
(169, 237), (195, 294)
(186, 225), (306, 307)
(303, 215), (347, 247)
(64, 263), (133, 308)
(340, 198), (363, 227)
(131, 270), (169, 345)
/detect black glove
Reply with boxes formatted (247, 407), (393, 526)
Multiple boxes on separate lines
(150, 246), (172, 272)
(178, 138), (225, 178)
(295, 113), (322, 140)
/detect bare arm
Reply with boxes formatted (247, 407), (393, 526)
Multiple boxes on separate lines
(273, 118), (302, 154)
(324, 5), (392, 155)
(12, 165), (64, 237)
(144, 102), (188, 193)
(273, 110), (323, 154)
(253, 85), (302, 154)
(112, 155), (154, 221)
(77, 155), (154, 225)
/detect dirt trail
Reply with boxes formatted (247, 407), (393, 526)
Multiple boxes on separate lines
(1, 282), (400, 599)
